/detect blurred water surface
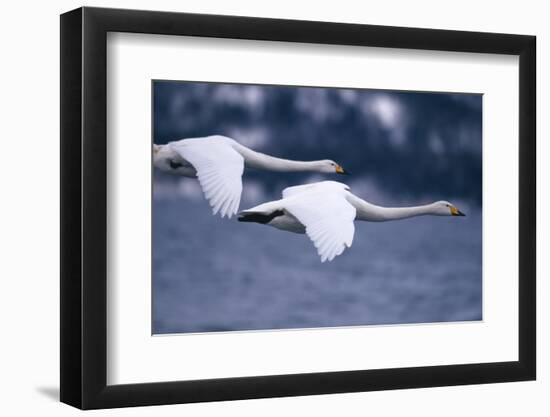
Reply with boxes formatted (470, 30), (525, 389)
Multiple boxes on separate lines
(152, 195), (482, 334)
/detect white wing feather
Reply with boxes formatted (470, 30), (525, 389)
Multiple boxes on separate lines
(284, 191), (356, 262)
(282, 181), (350, 199)
(172, 141), (244, 218)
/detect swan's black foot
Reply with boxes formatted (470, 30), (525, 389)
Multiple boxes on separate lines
(238, 210), (284, 224)
(169, 159), (184, 169)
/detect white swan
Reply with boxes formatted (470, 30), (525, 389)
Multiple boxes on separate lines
(153, 135), (349, 218)
(238, 181), (465, 262)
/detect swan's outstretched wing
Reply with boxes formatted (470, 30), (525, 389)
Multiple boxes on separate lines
(172, 141), (244, 218)
(284, 192), (356, 262)
(282, 181), (350, 199)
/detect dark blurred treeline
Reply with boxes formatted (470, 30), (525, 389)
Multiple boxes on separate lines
(153, 81), (482, 205)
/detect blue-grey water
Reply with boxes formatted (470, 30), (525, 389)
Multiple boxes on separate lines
(152, 192), (482, 334)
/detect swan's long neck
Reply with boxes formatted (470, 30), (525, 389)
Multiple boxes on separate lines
(232, 143), (325, 172)
(347, 194), (437, 222)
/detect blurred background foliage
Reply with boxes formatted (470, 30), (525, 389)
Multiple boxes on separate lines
(153, 81), (482, 206)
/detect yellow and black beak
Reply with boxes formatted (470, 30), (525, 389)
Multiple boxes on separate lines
(450, 206), (466, 216)
(335, 165), (350, 175)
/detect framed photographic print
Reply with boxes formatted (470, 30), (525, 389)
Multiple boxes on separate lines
(60, 6), (536, 409)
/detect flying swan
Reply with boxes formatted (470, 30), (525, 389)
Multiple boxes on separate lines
(153, 135), (349, 218)
(238, 181), (466, 262)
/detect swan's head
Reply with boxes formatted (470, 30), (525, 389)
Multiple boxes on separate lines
(153, 144), (161, 155)
(433, 201), (466, 216)
(319, 160), (350, 175)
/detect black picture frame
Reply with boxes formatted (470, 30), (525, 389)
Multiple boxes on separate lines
(60, 6), (536, 410)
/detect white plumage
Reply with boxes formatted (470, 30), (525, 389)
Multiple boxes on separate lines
(153, 135), (348, 218)
(175, 140), (244, 218)
(282, 184), (356, 262)
(239, 181), (465, 262)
